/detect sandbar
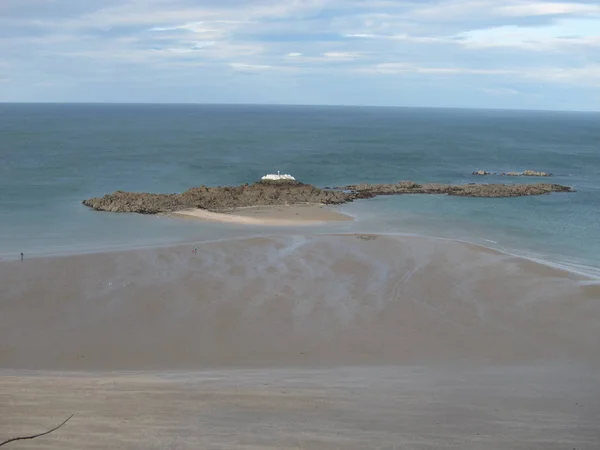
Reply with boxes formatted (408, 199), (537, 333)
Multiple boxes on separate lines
(171, 204), (353, 225)
(1, 234), (598, 370)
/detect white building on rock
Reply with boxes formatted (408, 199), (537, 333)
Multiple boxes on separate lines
(261, 171), (296, 181)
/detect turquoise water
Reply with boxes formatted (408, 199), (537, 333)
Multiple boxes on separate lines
(1, 104), (599, 273)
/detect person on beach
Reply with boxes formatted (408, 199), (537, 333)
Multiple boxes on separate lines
(20, 252), (23, 261)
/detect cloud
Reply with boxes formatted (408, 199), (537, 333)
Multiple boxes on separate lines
(480, 87), (519, 95)
(345, 33), (444, 44)
(51, 0), (327, 31)
(192, 41), (217, 50)
(148, 20), (245, 41)
(150, 41), (216, 54)
(0, 0), (599, 108)
(403, 0), (600, 22)
(229, 62), (274, 72)
(532, 65), (600, 85)
(357, 63), (513, 75)
(322, 51), (362, 60)
(457, 18), (600, 51)
(495, 2), (600, 17)
(355, 61), (600, 87)
(150, 20), (247, 32)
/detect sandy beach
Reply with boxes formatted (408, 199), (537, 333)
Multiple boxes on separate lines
(2, 365), (599, 450)
(1, 234), (599, 449)
(171, 204), (353, 225)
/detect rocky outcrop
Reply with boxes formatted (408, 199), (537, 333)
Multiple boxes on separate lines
(342, 182), (572, 198)
(510, 170), (552, 177)
(83, 181), (350, 214)
(83, 179), (574, 214)
(472, 170), (552, 177)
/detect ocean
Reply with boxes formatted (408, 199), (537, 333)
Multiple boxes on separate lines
(1, 103), (599, 274)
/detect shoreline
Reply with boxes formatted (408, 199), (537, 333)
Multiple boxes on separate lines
(2, 231), (599, 281)
(170, 204), (354, 226)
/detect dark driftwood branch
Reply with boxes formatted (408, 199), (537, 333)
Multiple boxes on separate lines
(0, 414), (74, 447)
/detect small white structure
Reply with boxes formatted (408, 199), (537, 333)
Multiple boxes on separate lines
(261, 171), (296, 181)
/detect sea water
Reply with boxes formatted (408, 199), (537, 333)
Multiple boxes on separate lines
(1, 104), (599, 274)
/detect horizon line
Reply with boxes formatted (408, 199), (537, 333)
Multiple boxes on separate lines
(0, 101), (599, 114)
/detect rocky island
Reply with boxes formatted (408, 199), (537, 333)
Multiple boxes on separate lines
(83, 179), (574, 215)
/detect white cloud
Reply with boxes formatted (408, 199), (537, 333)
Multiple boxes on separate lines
(60, 0), (328, 31)
(495, 2), (600, 17)
(345, 33), (445, 43)
(409, 1), (493, 20)
(323, 51), (362, 60)
(192, 41), (217, 50)
(356, 61), (600, 87)
(150, 20), (247, 32)
(457, 18), (600, 51)
(480, 87), (519, 95)
(357, 63), (512, 75)
(406, 0), (600, 21)
(1, 0), (600, 106)
(229, 62), (273, 71)
(279, 51), (365, 64)
(531, 65), (600, 85)
(149, 20), (245, 41)
(151, 41), (216, 54)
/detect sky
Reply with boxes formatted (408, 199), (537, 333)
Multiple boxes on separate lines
(1, 0), (600, 110)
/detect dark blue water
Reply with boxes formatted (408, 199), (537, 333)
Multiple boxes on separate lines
(1, 104), (599, 273)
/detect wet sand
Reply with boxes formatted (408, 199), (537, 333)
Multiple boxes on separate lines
(172, 204), (353, 225)
(1, 366), (599, 450)
(1, 234), (599, 449)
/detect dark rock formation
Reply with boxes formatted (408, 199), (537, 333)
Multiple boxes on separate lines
(342, 182), (572, 198)
(83, 179), (575, 215)
(83, 181), (350, 214)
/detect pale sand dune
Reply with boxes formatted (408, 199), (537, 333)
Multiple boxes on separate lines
(171, 204), (353, 225)
(1, 234), (600, 449)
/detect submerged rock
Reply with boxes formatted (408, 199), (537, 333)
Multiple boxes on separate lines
(473, 170), (552, 177)
(497, 170), (552, 177)
(521, 170), (552, 177)
(83, 179), (575, 214)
